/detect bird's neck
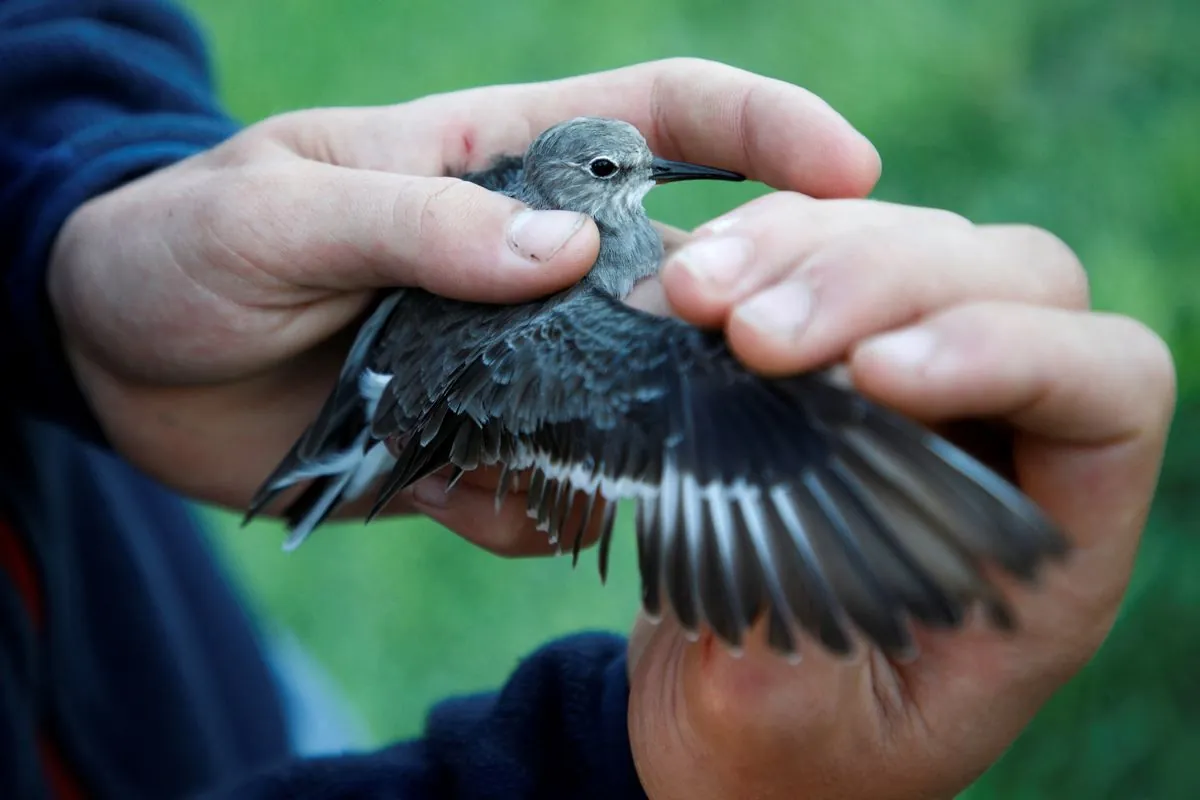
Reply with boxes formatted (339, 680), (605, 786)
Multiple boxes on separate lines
(585, 214), (664, 299)
(514, 180), (663, 300)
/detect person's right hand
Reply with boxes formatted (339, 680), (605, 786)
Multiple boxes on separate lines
(623, 194), (1176, 800)
(48, 58), (881, 552)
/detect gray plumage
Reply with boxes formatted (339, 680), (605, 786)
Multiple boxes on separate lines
(244, 117), (1069, 660)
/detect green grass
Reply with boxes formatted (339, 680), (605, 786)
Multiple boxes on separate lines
(208, 506), (645, 741)
(185, 0), (1200, 794)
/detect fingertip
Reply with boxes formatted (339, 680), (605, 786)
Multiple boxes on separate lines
(659, 263), (726, 327)
(835, 129), (883, 198)
(530, 210), (601, 287)
(625, 277), (675, 317)
(635, 59), (882, 199)
(383, 175), (600, 304)
(660, 236), (757, 327)
(472, 209), (600, 303)
(740, 79), (881, 198)
(785, 124), (881, 199)
(506, 209), (598, 267)
(725, 281), (818, 376)
(800, 91), (883, 196)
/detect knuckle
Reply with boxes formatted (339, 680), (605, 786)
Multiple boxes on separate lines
(408, 177), (479, 251)
(403, 178), (517, 287)
(800, 228), (896, 287)
(249, 109), (304, 137)
(212, 121), (293, 166)
(920, 206), (972, 229)
(658, 56), (721, 76)
(244, 111), (296, 142)
(1009, 224), (1091, 307)
(722, 189), (814, 225)
(229, 109), (359, 166)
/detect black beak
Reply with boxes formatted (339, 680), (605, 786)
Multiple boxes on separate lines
(650, 157), (745, 185)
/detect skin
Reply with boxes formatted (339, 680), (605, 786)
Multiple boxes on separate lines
(633, 199), (1175, 798)
(48, 58), (1175, 799)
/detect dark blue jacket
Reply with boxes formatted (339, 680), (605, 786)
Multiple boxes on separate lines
(0, 1), (644, 797)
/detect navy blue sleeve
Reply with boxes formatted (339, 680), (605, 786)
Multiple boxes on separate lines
(210, 632), (647, 800)
(0, 0), (240, 444)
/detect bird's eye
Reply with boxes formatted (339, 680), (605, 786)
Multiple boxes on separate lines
(588, 157), (619, 178)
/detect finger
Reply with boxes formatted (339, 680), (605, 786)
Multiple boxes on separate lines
(848, 302), (1169, 676)
(661, 194), (973, 326)
(851, 301), (1175, 555)
(849, 311), (1173, 767)
(851, 302), (1176, 446)
(652, 220), (691, 257)
(404, 475), (554, 557)
(394, 59), (881, 198)
(248, 106), (449, 175)
(205, 160), (601, 304)
(406, 472), (611, 558)
(321, 466), (554, 557)
(626, 276), (674, 317)
(721, 221), (1091, 375)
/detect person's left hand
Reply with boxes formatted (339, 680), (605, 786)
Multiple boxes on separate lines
(47, 59), (879, 554)
(621, 194), (1175, 799)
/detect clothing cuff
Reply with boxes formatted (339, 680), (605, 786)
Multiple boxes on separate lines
(4, 115), (238, 444)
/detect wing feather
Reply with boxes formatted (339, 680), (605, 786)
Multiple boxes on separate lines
(361, 285), (1068, 658)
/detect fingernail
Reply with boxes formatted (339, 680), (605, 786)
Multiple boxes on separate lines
(412, 476), (451, 508)
(507, 210), (588, 262)
(859, 328), (938, 371)
(673, 236), (754, 289)
(734, 282), (814, 343)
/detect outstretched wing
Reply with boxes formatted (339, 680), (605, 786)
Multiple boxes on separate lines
(367, 285), (1069, 659)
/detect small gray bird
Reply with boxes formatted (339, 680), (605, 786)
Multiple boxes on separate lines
(245, 117), (1069, 659)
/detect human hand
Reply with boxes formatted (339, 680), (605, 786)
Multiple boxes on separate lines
(47, 58), (879, 552)
(625, 196), (1176, 799)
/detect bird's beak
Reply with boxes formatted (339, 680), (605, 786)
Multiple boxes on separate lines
(650, 157), (745, 185)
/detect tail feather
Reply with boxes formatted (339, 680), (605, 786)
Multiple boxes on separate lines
(280, 472), (351, 550)
(244, 293), (404, 541)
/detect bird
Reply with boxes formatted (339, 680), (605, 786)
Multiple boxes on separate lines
(244, 116), (1070, 661)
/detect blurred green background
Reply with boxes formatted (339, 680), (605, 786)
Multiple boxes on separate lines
(183, 0), (1199, 796)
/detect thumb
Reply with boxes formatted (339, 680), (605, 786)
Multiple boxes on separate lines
(231, 159), (600, 303)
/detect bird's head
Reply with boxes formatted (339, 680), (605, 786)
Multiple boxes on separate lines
(522, 117), (744, 228)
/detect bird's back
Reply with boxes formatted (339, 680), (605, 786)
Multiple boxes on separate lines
(461, 155), (527, 195)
